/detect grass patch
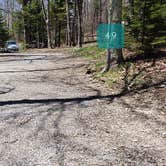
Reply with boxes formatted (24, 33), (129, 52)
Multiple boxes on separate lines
(73, 45), (162, 91)
(74, 45), (128, 89)
(74, 45), (106, 60)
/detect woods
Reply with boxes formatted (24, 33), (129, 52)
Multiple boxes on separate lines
(0, 10), (9, 46)
(0, 1), (165, 165)
(0, 0), (165, 56)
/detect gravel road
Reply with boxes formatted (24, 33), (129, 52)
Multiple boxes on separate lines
(0, 51), (165, 166)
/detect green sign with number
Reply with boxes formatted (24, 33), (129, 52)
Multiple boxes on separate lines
(97, 24), (124, 49)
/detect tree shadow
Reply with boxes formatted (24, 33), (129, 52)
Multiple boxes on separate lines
(0, 100), (98, 165)
(119, 63), (166, 126)
(0, 54), (76, 63)
(0, 64), (85, 74)
(122, 57), (166, 91)
(125, 49), (166, 63)
(0, 79), (165, 107)
(0, 69), (165, 165)
(123, 63), (143, 92)
(0, 85), (15, 95)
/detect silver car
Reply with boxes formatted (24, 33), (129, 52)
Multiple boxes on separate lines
(5, 40), (19, 52)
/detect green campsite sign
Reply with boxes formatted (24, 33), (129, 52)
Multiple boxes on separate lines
(97, 24), (124, 49)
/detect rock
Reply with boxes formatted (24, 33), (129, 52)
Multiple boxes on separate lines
(86, 69), (92, 74)
(161, 133), (166, 138)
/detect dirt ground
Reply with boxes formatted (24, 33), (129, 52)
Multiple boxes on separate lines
(0, 50), (165, 166)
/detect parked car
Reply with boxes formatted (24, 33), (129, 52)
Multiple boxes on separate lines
(5, 40), (19, 52)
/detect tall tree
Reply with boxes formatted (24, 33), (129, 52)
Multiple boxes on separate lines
(0, 10), (9, 46)
(21, 0), (30, 46)
(51, 0), (66, 47)
(103, 0), (124, 73)
(76, 0), (83, 47)
(66, 0), (71, 46)
(111, 0), (124, 63)
(65, 0), (77, 46)
(123, 0), (166, 55)
(12, 10), (24, 42)
(41, 0), (52, 48)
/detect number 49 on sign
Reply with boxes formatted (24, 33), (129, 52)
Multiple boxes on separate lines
(97, 24), (124, 49)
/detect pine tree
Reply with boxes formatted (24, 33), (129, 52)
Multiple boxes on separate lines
(124, 0), (166, 55)
(16, 0), (47, 48)
(51, 0), (66, 47)
(0, 11), (9, 46)
(12, 11), (24, 42)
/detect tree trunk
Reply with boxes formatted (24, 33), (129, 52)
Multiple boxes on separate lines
(72, 0), (77, 46)
(58, 21), (61, 47)
(54, 18), (57, 47)
(22, 0), (29, 48)
(102, 49), (111, 73)
(37, 23), (40, 48)
(103, 0), (124, 72)
(129, 0), (134, 17)
(111, 0), (124, 63)
(99, 0), (102, 23)
(76, 0), (83, 47)
(41, 0), (52, 49)
(46, 0), (51, 49)
(66, 0), (71, 46)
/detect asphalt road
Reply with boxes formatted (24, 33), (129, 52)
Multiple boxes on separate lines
(0, 51), (165, 166)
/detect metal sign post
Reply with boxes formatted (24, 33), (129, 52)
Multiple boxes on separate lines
(97, 23), (124, 49)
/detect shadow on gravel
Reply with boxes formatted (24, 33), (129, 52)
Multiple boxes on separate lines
(0, 54), (75, 63)
(0, 64), (85, 74)
(0, 80), (165, 106)
(0, 86), (15, 95)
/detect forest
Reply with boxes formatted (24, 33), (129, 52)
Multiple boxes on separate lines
(0, 0), (165, 53)
(0, 1), (166, 165)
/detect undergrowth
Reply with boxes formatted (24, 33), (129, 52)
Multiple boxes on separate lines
(74, 45), (165, 91)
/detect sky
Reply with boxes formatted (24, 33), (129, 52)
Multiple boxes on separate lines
(0, 0), (21, 11)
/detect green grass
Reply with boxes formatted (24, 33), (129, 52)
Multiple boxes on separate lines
(74, 45), (106, 59)
(73, 45), (147, 90)
(74, 45), (126, 88)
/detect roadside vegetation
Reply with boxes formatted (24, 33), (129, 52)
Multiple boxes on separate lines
(0, 0), (165, 107)
(74, 45), (166, 93)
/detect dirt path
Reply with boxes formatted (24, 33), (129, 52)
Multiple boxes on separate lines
(0, 51), (165, 166)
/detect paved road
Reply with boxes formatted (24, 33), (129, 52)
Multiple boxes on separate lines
(0, 51), (165, 166)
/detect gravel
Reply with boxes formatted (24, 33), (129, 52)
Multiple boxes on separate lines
(0, 51), (165, 166)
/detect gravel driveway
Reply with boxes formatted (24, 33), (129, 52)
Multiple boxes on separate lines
(0, 51), (165, 166)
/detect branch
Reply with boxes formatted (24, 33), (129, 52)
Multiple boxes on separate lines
(0, 8), (10, 13)
(41, 0), (47, 22)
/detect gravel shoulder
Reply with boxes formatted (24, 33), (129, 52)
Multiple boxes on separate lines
(0, 50), (165, 166)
